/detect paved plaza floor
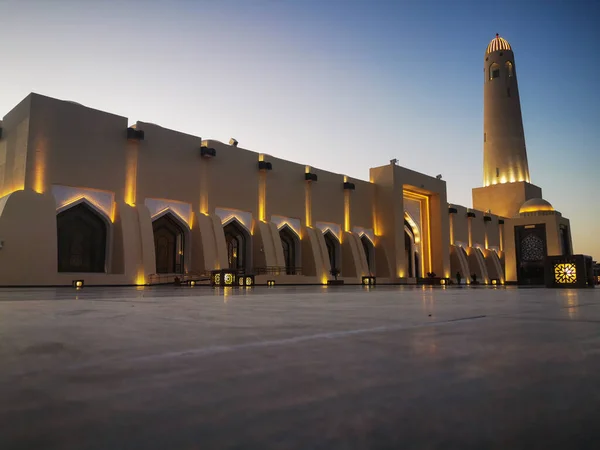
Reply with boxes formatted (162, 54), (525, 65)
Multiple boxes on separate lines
(1, 285), (599, 449)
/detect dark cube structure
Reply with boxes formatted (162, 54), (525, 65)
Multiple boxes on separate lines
(545, 254), (595, 288)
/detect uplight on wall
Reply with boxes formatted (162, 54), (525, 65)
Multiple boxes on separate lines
(72, 280), (84, 289)
(189, 280), (196, 287)
(267, 280), (276, 286)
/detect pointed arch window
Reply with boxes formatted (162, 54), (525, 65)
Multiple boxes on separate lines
(152, 213), (186, 274)
(57, 202), (108, 273)
(323, 230), (341, 272)
(361, 235), (375, 274)
(489, 62), (500, 80)
(505, 61), (513, 78)
(224, 220), (251, 271)
(279, 225), (299, 275)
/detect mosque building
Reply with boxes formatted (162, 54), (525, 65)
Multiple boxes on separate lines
(0, 35), (576, 287)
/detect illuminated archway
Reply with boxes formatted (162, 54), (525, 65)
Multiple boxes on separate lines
(323, 230), (341, 272)
(361, 234), (375, 274)
(152, 212), (187, 274)
(223, 218), (251, 271)
(279, 224), (300, 275)
(57, 200), (109, 273)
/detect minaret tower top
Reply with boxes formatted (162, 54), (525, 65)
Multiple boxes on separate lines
(473, 34), (542, 219)
(482, 33), (530, 187)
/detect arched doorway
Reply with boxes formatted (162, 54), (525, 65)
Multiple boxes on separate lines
(361, 235), (375, 274)
(404, 219), (420, 278)
(323, 230), (340, 272)
(224, 219), (250, 271)
(57, 202), (108, 273)
(279, 225), (299, 275)
(153, 213), (186, 274)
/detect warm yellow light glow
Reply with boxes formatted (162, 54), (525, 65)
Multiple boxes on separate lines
(135, 269), (146, 286)
(554, 263), (577, 284)
(403, 190), (431, 276)
(199, 158), (209, 215)
(59, 195), (115, 223)
(500, 175), (507, 184)
(304, 179), (312, 227)
(492, 279), (497, 285)
(258, 170), (266, 222)
(343, 189), (350, 233)
(33, 141), (47, 194)
(124, 143), (139, 206)
(440, 279), (446, 285)
(321, 274), (328, 285)
(449, 213), (454, 246)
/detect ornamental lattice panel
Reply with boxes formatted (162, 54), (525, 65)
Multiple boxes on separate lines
(521, 234), (545, 262)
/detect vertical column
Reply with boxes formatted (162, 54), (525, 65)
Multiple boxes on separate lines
(199, 153), (209, 215)
(449, 211), (455, 245)
(304, 165), (312, 228)
(499, 220), (504, 252)
(258, 166), (266, 222)
(124, 141), (139, 206)
(467, 210), (473, 248)
(343, 176), (350, 232)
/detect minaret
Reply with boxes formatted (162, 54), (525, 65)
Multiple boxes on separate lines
(483, 34), (530, 187)
(473, 34), (541, 218)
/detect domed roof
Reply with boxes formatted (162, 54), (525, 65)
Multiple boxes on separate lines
(519, 198), (554, 214)
(486, 34), (512, 54)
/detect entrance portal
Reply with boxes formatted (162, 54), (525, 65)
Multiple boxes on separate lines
(57, 202), (108, 273)
(153, 213), (185, 274)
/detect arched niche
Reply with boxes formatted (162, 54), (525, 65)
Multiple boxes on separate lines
(489, 62), (500, 80)
(152, 211), (188, 274)
(404, 219), (420, 278)
(360, 234), (375, 275)
(323, 230), (341, 273)
(279, 224), (300, 275)
(223, 218), (252, 271)
(57, 200), (110, 273)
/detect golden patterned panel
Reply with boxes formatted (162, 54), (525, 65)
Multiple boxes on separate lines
(554, 263), (577, 284)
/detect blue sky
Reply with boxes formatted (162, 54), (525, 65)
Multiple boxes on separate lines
(1, 0), (598, 258)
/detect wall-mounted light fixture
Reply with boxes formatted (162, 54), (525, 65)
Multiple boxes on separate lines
(305, 173), (318, 182)
(448, 207), (458, 214)
(483, 216), (492, 222)
(126, 127), (144, 141)
(467, 211), (476, 218)
(200, 147), (216, 158)
(229, 138), (238, 147)
(267, 280), (276, 286)
(343, 182), (355, 190)
(258, 161), (273, 171)
(72, 280), (84, 289)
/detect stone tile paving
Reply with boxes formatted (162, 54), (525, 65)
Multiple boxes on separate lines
(0, 285), (599, 449)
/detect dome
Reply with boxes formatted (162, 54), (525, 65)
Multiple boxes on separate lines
(519, 198), (554, 214)
(486, 34), (512, 54)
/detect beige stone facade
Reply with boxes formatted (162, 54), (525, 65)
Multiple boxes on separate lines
(0, 36), (575, 287)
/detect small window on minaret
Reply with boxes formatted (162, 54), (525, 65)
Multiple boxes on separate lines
(490, 63), (500, 80)
(496, 168), (500, 178)
(506, 61), (513, 77)
(507, 88), (511, 97)
(484, 133), (486, 142)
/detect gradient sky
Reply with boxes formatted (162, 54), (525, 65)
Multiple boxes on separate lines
(1, 0), (598, 259)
